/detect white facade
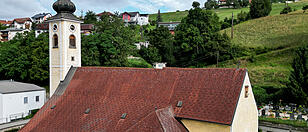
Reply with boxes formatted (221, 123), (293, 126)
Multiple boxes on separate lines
(0, 91), (45, 124)
(12, 21), (32, 29)
(0, 28), (30, 41)
(32, 14), (52, 24)
(135, 41), (150, 50)
(137, 15), (149, 25)
(49, 20), (82, 97)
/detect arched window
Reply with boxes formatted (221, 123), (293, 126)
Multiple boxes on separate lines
(53, 34), (58, 48)
(69, 35), (76, 49)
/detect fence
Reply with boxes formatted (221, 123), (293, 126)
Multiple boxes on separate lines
(0, 112), (30, 124)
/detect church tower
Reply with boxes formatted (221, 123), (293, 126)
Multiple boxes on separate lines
(48, 0), (82, 97)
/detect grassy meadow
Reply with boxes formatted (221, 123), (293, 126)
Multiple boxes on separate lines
(149, 0), (308, 22)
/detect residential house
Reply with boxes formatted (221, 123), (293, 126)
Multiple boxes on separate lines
(21, 0), (258, 131)
(121, 12), (149, 26)
(0, 28), (30, 42)
(12, 18), (32, 29)
(80, 24), (94, 35)
(34, 23), (49, 37)
(31, 13), (52, 24)
(96, 11), (115, 20)
(135, 41), (150, 49)
(0, 18), (32, 42)
(0, 80), (45, 124)
(0, 20), (13, 27)
(158, 22), (181, 34)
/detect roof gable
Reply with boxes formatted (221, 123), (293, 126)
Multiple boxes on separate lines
(21, 67), (246, 131)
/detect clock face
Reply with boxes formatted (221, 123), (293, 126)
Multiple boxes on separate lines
(53, 24), (58, 32)
(70, 25), (75, 32)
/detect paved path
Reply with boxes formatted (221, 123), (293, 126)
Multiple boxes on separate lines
(0, 119), (30, 131)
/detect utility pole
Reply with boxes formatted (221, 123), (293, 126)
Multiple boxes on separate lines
(216, 51), (219, 68)
(231, 12), (234, 39)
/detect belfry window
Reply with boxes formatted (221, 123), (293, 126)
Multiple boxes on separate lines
(53, 34), (58, 48)
(69, 35), (76, 49)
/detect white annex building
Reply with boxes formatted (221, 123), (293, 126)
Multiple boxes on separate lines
(0, 80), (45, 124)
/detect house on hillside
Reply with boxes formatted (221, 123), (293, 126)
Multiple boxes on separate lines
(21, 0), (258, 131)
(32, 13), (52, 24)
(121, 12), (149, 26)
(0, 18), (32, 42)
(0, 20), (13, 27)
(158, 22), (181, 34)
(0, 80), (45, 124)
(96, 11), (116, 20)
(12, 18), (32, 29)
(0, 28), (30, 42)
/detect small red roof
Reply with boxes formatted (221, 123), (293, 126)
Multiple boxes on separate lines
(21, 67), (247, 131)
(81, 24), (94, 30)
(0, 20), (13, 25)
(96, 12), (115, 17)
(13, 18), (32, 24)
(35, 23), (49, 30)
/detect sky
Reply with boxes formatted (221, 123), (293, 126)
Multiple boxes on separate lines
(0, 0), (206, 20)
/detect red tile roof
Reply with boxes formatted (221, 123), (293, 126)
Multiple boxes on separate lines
(0, 20), (12, 25)
(35, 23), (49, 30)
(21, 67), (247, 132)
(96, 12), (115, 17)
(13, 18), (32, 24)
(81, 24), (94, 30)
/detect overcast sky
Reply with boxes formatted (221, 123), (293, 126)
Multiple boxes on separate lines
(0, 0), (206, 20)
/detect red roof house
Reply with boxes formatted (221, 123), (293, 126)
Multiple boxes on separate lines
(21, 67), (258, 132)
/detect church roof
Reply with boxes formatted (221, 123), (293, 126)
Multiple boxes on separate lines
(21, 67), (247, 131)
(0, 80), (45, 94)
(48, 0), (81, 22)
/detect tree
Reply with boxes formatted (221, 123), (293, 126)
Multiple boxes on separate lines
(302, 5), (308, 13)
(192, 1), (201, 8)
(174, 3), (233, 67)
(286, 45), (308, 105)
(280, 6), (292, 14)
(0, 24), (8, 30)
(81, 14), (136, 67)
(84, 10), (97, 24)
(146, 26), (175, 65)
(205, 0), (218, 10)
(249, 0), (272, 19)
(156, 9), (163, 27)
(139, 46), (162, 64)
(0, 32), (49, 87)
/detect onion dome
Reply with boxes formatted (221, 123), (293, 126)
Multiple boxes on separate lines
(53, 0), (76, 14)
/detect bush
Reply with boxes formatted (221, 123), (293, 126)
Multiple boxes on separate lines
(303, 5), (308, 13)
(250, 0), (272, 19)
(280, 6), (292, 14)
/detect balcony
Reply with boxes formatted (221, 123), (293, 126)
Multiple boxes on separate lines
(1, 39), (8, 42)
(1, 34), (8, 37)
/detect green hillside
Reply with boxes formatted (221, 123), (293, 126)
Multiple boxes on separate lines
(213, 11), (308, 90)
(149, 1), (308, 22)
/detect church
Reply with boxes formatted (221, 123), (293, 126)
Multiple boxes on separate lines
(20, 0), (258, 131)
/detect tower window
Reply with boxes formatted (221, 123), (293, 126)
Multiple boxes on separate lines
(53, 34), (58, 48)
(71, 56), (75, 61)
(245, 86), (249, 98)
(69, 35), (76, 49)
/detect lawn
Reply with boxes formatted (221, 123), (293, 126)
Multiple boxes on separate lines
(209, 10), (308, 89)
(149, 0), (308, 22)
(259, 117), (308, 128)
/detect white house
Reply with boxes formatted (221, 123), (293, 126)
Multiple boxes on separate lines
(12, 18), (32, 29)
(0, 28), (30, 42)
(121, 12), (149, 26)
(31, 13), (52, 24)
(135, 41), (150, 49)
(0, 80), (45, 124)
